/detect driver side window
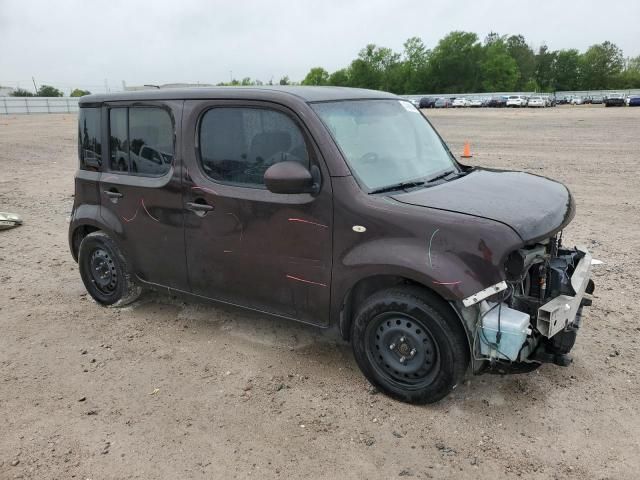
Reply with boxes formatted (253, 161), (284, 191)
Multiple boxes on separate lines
(199, 107), (309, 187)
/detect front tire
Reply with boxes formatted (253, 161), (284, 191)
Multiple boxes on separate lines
(78, 231), (142, 307)
(351, 287), (469, 404)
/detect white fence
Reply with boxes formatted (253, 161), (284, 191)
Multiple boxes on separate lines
(0, 97), (80, 115)
(405, 88), (640, 101)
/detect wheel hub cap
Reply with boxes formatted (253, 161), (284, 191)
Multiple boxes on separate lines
(89, 249), (117, 293)
(367, 313), (439, 385)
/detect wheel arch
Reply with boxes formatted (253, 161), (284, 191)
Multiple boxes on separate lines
(70, 224), (101, 261)
(338, 274), (471, 353)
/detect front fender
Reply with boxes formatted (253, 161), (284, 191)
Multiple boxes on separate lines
(339, 217), (522, 301)
(329, 213), (524, 332)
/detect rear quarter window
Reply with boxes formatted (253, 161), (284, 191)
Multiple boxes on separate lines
(107, 106), (174, 176)
(78, 107), (102, 171)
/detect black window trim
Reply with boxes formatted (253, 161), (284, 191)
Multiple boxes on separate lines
(195, 103), (318, 191)
(105, 103), (176, 179)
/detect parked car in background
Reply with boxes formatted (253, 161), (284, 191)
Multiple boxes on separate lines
(452, 97), (469, 108)
(434, 97), (452, 108)
(570, 97), (584, 105)
(528, 96), (545, 108)
(487, 96), (507, 108)
(407, 98), (420, 108)
(628, 96), (640, 107)
(469, 97), (483, 108)
(419, 97), (437, 109)
(506, 95), (527, 107)
(591, 95), (604, 105)
(604, 93), (625, 107)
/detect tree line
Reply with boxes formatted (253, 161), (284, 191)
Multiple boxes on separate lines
(11, 85), (91, 97)
(297, 32), (640, 93)
(219, 32), (640, 94)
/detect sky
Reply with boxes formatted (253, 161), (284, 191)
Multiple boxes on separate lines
(1, 0), (639, 94)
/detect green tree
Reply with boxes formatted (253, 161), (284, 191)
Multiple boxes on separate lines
(328, 68), (350, 86)
(427, 31), (483, 92)
(535, 44), (557, 92)
(279, 76), (290, 85)
(523, 78), (540, 91)
(10, 88), (34, 97)
(348, 44), (401, 91)
(70, 88), (91, 97)
(484, 32), (503, 46)
(37, 85), (63, 97)
(506, 35), (536, 90)
(401, 36), (430, 93)
(580, 41), (624, 89)
(552, 49), (581, 91)
(301, 67), (330, 86)
(481, 40), (518, 92)
(616, 56), (640, 88)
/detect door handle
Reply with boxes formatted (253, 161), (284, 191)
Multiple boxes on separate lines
(186, 201), (214, 213)
(104, 190), (123, 199)
(103, 189), (123, 203)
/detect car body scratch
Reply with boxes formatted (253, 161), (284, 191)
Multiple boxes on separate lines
(286, 274), (327, 287)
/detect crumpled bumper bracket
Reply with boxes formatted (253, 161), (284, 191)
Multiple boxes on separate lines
(537, 246), (592, 338)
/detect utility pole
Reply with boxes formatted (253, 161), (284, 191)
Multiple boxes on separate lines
(32, 77), (38, 95)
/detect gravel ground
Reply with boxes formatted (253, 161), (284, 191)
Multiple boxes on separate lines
(0, 106), (639, 479)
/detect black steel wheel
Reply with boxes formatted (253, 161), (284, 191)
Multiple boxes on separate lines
(352, 286), (469, 404)
(78, 231), (142, 306)
(367, 312), (441, 388)
(88, 248), (118, 295)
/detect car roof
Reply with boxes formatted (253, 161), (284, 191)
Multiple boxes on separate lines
(79, 86), (399, 105)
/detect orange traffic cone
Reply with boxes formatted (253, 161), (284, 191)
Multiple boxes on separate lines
(461, 141), (472, 158)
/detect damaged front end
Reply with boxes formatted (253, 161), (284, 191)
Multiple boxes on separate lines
(457, 233), (595, 374)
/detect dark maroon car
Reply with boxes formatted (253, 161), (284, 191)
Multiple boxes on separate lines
(69, 87), (594, 403)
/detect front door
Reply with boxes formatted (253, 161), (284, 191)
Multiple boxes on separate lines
(182, 100), (333, 325)
(99, 101), (188, 290)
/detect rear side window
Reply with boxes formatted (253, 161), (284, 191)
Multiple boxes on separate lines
(199, 107), (309, 187)
(109, 108), (128, 172)
(78, 107), (101, 171)
(108, 107), (174, 176)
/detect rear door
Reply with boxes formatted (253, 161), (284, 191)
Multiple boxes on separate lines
(99, 101), (188, 290)
(182, 100), (333, 325)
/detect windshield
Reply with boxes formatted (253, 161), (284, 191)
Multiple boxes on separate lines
(311, 100), (457, 191)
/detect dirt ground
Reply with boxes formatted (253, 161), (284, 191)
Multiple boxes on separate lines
(1, 106), (639, 479)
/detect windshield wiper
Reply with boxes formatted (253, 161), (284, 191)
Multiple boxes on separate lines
(425, 170), (458, 184)
(368, 180), (425, 195)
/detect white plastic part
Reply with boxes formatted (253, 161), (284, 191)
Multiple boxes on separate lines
(462, 281), (507, 307)
(479, 301), (531, 361)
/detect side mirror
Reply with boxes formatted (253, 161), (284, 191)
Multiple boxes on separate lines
(264, 161), (319, 195)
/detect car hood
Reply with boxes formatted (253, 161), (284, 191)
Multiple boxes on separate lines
(391, 168), (575, 242)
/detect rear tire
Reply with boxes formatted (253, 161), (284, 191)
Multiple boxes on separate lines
(351, 286), (469, 404)
(78, 231), (142, 307)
